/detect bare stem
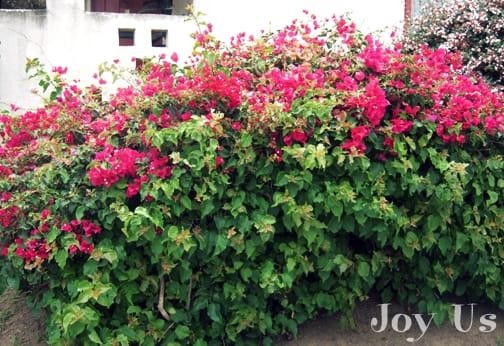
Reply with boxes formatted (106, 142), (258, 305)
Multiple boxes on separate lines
(158, 275), (171, 321)
(185, 275), (193, 311)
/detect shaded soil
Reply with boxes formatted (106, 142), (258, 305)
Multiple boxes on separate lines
(1, 290), (504, 345)
(0, 289), (46, 346)
(278, 297), (504, 346)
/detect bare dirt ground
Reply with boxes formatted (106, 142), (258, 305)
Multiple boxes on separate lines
(278, 297), (504, 346)
(0, 290), (46, 346)
(1, 290), (504, 346)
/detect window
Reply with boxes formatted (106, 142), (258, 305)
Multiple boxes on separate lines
(0, 0), (46, 9)
(406, 0), (446, 21)
(87, 0), (192, 15)
(151, 30), (167, 47)
(118, 29), (135, 46)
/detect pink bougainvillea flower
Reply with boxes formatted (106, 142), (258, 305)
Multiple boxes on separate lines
(81, 220), (102, 237)
(231, 121), (241, 131)
(61, 223), (73, 232)
(181, 112), (192, 122)
(354, 71), (365, 81)
(215, 156), (225, 169)
(40, 209), (51, 220)
(65, 132), (75, 145)
(283, 134), (293, 147)
(291, 129), (308, 144)
(68, 245), (78, 255)
(52, 66), (68, 74)
(390, 118), (414, 134)
(79, 240), (94, 254)
(363, 77), (389, 126)
(350, 126), (371, 141)
(0, 192), (11, 202)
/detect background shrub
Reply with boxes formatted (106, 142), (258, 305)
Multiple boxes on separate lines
(0, 10), (503, 345)
(403, 0), (504, 90)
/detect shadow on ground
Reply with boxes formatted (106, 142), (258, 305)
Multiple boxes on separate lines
(1, 290), (504, 346)
(277, 297), (504, 346)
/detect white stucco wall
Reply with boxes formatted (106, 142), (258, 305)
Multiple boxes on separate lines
(0, 0), (405, 109)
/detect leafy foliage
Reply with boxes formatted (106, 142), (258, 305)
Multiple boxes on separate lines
(0, 9), (503, 345)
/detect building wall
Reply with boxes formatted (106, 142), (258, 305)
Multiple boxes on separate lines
(0, 0), (405, 109)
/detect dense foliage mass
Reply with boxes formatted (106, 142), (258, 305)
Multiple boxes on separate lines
(404, 0), (504, 89)
(0, 10), (503, 345)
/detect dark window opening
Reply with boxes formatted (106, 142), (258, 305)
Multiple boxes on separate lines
(151, 30), (167, 47)
(88, 0), (192, 15)
(119, 29), (135, 46)
(0, 0), (46, 9)
(135, 58), (144, 71)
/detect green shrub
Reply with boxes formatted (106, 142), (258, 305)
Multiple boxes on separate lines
(0, 10), (503, 345)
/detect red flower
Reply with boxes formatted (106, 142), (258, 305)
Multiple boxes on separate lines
(0, 192), (11, 202)
(52, 66), (68, 74)
(61, 223), (73, 232)
(181, 112), (192, 122)
(170, 52), (179, 63)
(350, 126), (371, 141)
(126, 183), (140, 198)
(88, 166), (119, 188)
(231, 121), (241, 131)
(81, 220), (102, 237)
(40, 209), (51, 220)
(68, 245), (78, 255)
(65, 132), (75, 145)
(341, 140), (366, 154)
(215, 156), (225, 169)
(79, 240), (94, 254)
(354, 71), (365, 81)
(383, 136), (394, 149)
(390, 118), (413, 134)
(291, 130), (308, 144)
(283, 134), (293, 147)
(363, 77), (389, 127)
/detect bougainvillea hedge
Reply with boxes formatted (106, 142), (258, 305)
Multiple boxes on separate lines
(0, 10), (503, 345)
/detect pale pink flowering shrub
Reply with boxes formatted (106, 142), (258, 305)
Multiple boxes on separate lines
(404, 0), (504, 89)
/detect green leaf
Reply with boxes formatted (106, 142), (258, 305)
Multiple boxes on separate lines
(240, 133), (252, 147)
(180, 195), (192, 210)
(168, 226), (178, 239)
(214, 234), (228, 256)
(487, 191), (498, 206)
(88, 329), (103, 344)
(175, 325), (191, 339)
(455, 232), (469, 252)
(201, 200), (216, 218)
(240, 267), (252, 282)
(342, 215), (354, 232)
(76, 205), (86, 220)
(55, 249), (68, 269)
(46, 226), (60, 243)
(426, 214), (441, 232)
(334, 254), (350, 274)
(135, 206), (151, 220)
(207, 303), (222, 323)
(357, 261), (370, 279)
(286, 258), (296, 272)
(438, 237), (452, 256)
